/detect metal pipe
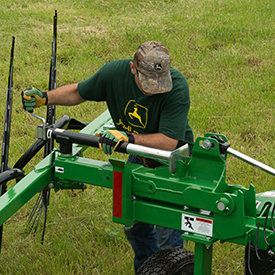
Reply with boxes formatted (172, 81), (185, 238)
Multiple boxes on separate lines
(227, 147), (275, 177)
(126, 143), (171, 161)
(30, 113), (46, 125)
(48, 127), (186, 173)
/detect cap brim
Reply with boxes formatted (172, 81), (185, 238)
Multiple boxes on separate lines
(138, 71), (173, 95)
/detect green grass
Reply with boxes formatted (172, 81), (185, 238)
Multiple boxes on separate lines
(0, 0), (275, 274)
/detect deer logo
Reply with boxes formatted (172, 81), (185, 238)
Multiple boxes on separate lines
(129, 105), (145, 128)
(124, 100), (148, 129)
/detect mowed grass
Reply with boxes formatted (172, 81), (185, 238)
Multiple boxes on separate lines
(0, 0), (275, 274)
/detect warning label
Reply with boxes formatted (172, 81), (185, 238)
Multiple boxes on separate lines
(181, 214), (213, 237)
(261, 192), (275, 197)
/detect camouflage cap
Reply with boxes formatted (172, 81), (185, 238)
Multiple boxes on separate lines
(133, 41), (173, 94)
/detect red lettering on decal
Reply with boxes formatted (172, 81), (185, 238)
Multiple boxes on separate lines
(196, 217), (212, 224)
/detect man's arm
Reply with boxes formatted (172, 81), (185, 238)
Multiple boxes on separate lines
(47, 83), (86, 106)
(49, 85), (179, 151)
(132, 132), (178, 151)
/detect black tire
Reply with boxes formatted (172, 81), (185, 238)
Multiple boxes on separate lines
(136, 247), (194, 275)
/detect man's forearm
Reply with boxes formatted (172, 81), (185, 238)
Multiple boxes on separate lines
(46, 86), (177, 151)
(132, 133), (178, 151)
(47, 84), (86, 106)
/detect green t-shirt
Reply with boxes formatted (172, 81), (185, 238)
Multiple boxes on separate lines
(78, 59), (194, 149)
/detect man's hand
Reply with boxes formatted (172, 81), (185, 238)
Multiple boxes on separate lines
(96, 130), (135, 155)
(21, 87), (48, 112)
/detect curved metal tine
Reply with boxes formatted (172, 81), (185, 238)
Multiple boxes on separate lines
(247, 238), (275, 275)
(33, 207), (43, 235)
(41, 203), (48, 244)
(27, 10), (57, 242)
(254, 203), (272, 261)
(34, 190), (50, 240)
(27, 188), (49, 237)
(0, 36), (15, 252)
(29, 203), (43, 233)
(271, 202), (275, 233)
(40, 189), (50, 244)
(27, 190), (49, 241)
(257, 201), (272, 217)
(255, 222), (262, 261)
(37, 9), (57, 242)
(255, 203), (274, 262)
(247, 241), (254, 275)
(254, 222), (271, 262)
(27, 192), (42, 228)
(263, 203), (275, 248)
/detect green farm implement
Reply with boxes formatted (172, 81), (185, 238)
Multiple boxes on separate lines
(1, 11), (275, 275)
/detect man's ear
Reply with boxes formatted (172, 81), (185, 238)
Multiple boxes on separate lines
(129, 61), (136, 75)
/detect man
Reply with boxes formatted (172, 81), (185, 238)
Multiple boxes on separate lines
(22, 41), (194, 272)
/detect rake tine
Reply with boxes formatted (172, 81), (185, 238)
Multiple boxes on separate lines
(27, 187), (51, 238)
(40, 188), (50, 243)
(33, 203), (44, 235)
(27, 192), (42, 227)
(29, 198), (43, 233)
(247, 241), (254, 275)
(0, 36), (15, 252)
(41, 203), (48, 244)
(26, 10), (58, 242)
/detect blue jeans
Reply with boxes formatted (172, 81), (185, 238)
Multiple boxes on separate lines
(125, 155), (184, 272)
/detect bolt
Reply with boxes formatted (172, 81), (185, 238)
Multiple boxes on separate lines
(217, 201), (225, 211)
(201, 139), (213, 150)
(48, 183), (54, 188)
(216, 197), (230, 212)
(82, 183), (87, 189)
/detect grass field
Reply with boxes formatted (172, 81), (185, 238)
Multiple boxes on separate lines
(0, 0), (275, 274)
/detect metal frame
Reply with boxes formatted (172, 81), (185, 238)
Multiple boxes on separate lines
(1, 11), (275, 274)
(1, 110), (275, 274)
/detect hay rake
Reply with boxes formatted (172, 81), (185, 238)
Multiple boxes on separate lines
(1, 11), (275, 275)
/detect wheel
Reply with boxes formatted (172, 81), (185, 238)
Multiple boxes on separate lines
(136, 247), (194, 275)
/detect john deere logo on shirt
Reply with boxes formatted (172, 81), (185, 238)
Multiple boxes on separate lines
(125, 100), (148, 129)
